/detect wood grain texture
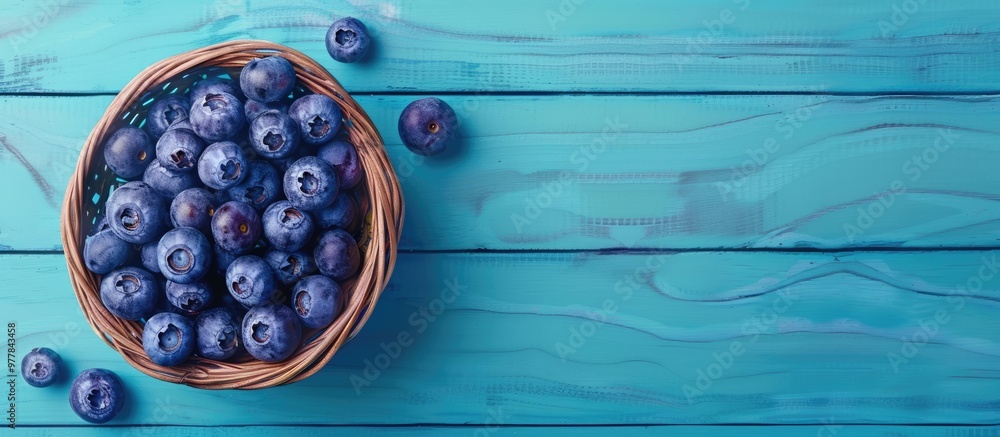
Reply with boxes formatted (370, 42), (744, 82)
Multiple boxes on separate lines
(3, 94), (1000, 251)
(2, 0), (1000, 93)
(14, 425), (1000, 437)
(7, 252), (1000, 425)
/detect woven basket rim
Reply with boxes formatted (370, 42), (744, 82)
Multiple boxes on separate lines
(59, 40), (404, 389)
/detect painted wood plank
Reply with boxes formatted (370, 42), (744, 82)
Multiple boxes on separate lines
(6, 251), (1000, 425)
(13, 425), (1000, 437)
(2, 0), (1000, 93)
(3, 94), (1000, 251)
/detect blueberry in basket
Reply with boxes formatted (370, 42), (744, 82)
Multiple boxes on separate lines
(81, 52), (373, 373)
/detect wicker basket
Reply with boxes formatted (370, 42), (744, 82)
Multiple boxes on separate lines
(59, 40), (403, 389)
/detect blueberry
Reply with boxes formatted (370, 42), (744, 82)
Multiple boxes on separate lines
(104, 127), (154, 179)
(398, 97), (457, 156)
(240, 56), (296, 103)
(69, 369), (124, 424)
(189, 77), (241, 106)
(211, 201), (262, 254)
(143, 159), (202, 199)
(21, 348), (62, 388)
(226, 255), (281, 307)
(165, 281), (213, 314)
(289, 94), (342, 146)
(142, 312), (195, 367)
(242, 304), (301, 362)
(105, 181), (168, 244)
(264, 249), (317, 286)
(147, 95), (190, 138)
(83, 225), (132, 275)
(314, 229), (360, 281)
(314, 193), (361, 232)
(99, 266), (160, 320)
(140, 241), (161, 274)
(226, 161), (282, 211)
(245, 99), (289, 122)
(317, 139), (363, 189)
(250, 109), (300, 159)
(262, 200), (314, 251)
(189, 92), (245, 142)
(197, 141), (248, 190)
(157, 227), (212, 284)
(155, 128), (205, 173)
(283, 156), (339, 211)
(195, 307), (241, 361)
(292, 275), (343, 329)
(170, 188), (217, 233)
(326, 17), (372, 63)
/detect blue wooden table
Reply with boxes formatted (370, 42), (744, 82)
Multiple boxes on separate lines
(3, 0), (1000, 435)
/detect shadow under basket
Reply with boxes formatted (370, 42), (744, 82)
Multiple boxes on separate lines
(59, 40), (404, 389)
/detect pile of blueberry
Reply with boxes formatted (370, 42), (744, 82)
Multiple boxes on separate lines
(85, 53), (368, 371)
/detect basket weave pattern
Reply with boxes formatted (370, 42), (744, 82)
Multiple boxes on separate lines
(59, 40), (403, 389)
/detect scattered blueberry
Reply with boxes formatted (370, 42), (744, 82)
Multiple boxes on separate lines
(83, 225), (132, 275)
(142, 312), (195, 367)
(292, 275), (343, 329)
(143, 158), (202, 199)
(264, 249), (317, 286)
(288, 94), (342, 146)
(326, 17), (372, 63)
(211, 201), (262, 254)
(195, 307), (241, 361)
(165, 281), (213, 314)
(242, 304), (302, 362)
(104, 127), (154, 179)
(99, 266), (160, 320)
(226, 161), (282, 211)
(240, 56), (296, 103)
(190, 92), (245, 142)
(157, 227), (212, 284)
(317, 139), (363, 189)
(226, 255), (281, 307)
(197, 141), (248, 190)
(250, 109), (300, 159)
(155, 128), (205, 173)
(398, 97), (458, 156)
(314, 193), (360, 232)
(262, 200), (314, 252)
(170, 187), (218, 233)
(147, 95), (190, 138)
(314, 229), (360, 281)
(283, 156), (339, 211)
(69, 369), (124, 424)
(21, 348), (62, 388)
(105, 181), (168, 244)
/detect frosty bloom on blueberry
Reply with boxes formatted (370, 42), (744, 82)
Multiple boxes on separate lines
(240, 56), (296, 103)
(21, 348), (62, 388)
(69, 369), (124, 424)
(226, 254), (281, 307)
(142, 313), (196, 367)
(105, 181), (168, 245)
(284, 156), (340, 211)
(198, 141), (249, 190)
(147, 94), (190, 138)
(289, 94), (342, 145)
(242, 304), (302, 362)
(104, 127), (154, 179)
(99, 266), (160, 320)
(227, 160), (282, 211)
(196, 307), (242, 361)
(251, 109), (300, 159)
(326, 17), (372, 63)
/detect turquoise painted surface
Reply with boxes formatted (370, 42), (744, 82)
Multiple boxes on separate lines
(2, 0), (1000, 435)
